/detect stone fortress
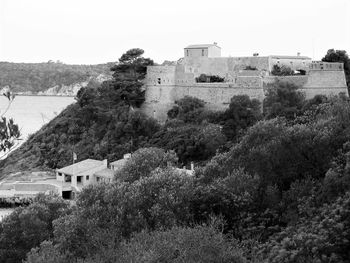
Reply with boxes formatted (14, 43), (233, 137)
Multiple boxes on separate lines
(141, 43), (348, 122)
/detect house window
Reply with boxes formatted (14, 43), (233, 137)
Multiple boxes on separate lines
(202, 49), (204, 56)
(96, 177), (100, 182)
(186, 50), (189, 56)
(86, 176), (89, 180)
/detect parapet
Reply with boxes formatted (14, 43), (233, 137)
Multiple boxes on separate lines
(310, 61), (344, 71)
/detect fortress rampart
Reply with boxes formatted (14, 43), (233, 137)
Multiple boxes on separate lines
(142, 44), (348, 122)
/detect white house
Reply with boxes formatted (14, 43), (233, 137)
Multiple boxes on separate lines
(56, 159), (108, 190)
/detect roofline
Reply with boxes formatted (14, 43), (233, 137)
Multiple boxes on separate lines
(269, 55), (311, 59)
(56, 159), (104, 176)
(185, 45), (221, 49)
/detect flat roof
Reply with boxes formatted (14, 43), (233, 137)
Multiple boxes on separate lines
(185, 44), (221, 49)
(270, 55), (311, 60)
(57, 159), (104, 176)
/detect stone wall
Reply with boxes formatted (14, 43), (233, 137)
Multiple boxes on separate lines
(182, 56), (270, 78)
(263, 76), (309, 89)
(142, 76), (263, 122)
(270, 56), (311, 72)
(146, 66), (176, 86)
(303, 70), (348, 98)
(143, 54), (348, 122)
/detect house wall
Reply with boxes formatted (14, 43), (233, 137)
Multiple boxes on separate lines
(208, 46), (221, 57)
(184, 48), (209, 58)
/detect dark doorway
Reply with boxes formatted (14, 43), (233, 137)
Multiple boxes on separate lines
(62, 191), (72, 199)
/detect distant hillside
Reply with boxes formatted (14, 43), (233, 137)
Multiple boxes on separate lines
(0, 61), (114, 94)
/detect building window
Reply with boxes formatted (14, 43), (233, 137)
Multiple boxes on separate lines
(157, 78), (161, 84)
(202, 49), (204, 56)
(86, 176), (89, 180)
(186, 50), (189, 56)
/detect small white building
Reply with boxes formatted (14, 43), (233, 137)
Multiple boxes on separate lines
(56, 159), (108, 190)
(184, 43), (221, 58)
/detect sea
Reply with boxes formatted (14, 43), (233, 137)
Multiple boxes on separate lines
(0, 95), (75, 219)
(0, 95), (76, 142)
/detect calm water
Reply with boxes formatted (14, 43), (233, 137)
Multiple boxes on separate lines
(0, 95), (75, 140)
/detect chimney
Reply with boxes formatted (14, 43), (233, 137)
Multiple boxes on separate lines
(190, 162), (194, 171)
(213, 42), (217, 45)
(102, 159), (108, 167)
(297, 52), (301, 56)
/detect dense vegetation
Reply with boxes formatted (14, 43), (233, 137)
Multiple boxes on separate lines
(1, 48), (350, 262)
(195, 73), (225, 83)
(0, 61), (112, 93)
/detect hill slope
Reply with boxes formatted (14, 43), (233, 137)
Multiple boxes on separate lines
(0, 61), (113, 94)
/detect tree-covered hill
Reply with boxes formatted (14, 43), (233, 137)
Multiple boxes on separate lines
(1, 49), (350, 263)
(0, 61), (113, 94)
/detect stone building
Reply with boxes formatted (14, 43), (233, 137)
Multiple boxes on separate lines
(141, 43), (348, 122)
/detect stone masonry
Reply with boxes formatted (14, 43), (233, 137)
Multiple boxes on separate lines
(141, 44), (348, 122)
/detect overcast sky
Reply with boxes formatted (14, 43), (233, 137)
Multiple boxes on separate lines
(0, 0), (349, 64)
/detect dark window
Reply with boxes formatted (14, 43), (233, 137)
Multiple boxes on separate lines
(157, 78), (161, 84)
(202, 49), (204, 56)
(86, 176), (89, 180)
(186, 50), (189, 56)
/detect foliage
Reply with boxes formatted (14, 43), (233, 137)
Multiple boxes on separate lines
(195, 74), (225, 83)
(149, 123), (226, 164)
(245, 66), (257, 70)
(0, 49), (160, 176)
(4, 48), (350, 263)
(0, 62), (111, 93)
(191, 168), (260, 233)
(167, 96), (205, 121)
(25, 241), (69, 263)
(263, 80), (305, 119)
(259, 191), (350, 263)
(119, 223), (246, 263)
(271, 65), (295, 76)
(51, 168), (194, 259)
(0, 90), (20, 155)
(221, 95), (261, 140)
(116, 147), (178, 182)
(0, 194), (70, 263)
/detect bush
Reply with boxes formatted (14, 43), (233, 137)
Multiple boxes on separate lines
(195, 74), (224, 83)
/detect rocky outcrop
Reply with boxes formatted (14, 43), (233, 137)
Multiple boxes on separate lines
(36, 74), (111, 96)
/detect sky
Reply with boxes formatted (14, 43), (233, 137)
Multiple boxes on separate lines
(0, 0), (349, 65)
